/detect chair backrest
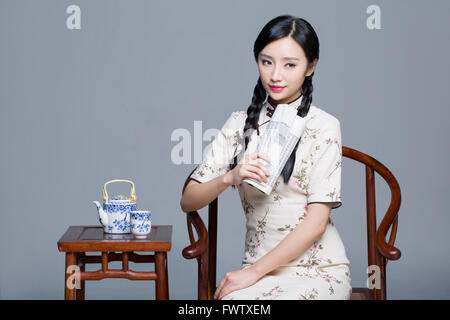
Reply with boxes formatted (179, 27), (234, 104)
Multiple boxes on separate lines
(341, 146), (401, 299)
(182, 146), (401, 300)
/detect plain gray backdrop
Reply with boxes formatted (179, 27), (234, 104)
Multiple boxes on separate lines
(1, 0), (449, 299)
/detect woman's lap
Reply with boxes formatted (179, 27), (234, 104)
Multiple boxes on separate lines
(222, 264), (351, 300)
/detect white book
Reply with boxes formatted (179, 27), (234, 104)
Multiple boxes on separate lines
(243, 104), (306, 195)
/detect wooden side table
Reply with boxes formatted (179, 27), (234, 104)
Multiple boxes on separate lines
(57, 225), (172, 300)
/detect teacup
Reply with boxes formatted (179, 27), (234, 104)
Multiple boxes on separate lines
(130, 210), (152, 238)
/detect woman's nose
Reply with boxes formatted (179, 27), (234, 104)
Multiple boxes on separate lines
(270, 65), (282, 82)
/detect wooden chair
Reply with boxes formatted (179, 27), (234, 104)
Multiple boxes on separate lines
(181, 146), (402, 300)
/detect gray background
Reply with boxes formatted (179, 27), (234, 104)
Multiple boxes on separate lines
(1, 0), (449, 299)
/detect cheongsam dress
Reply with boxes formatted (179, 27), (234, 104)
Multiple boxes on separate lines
(189, 95), (352, 300)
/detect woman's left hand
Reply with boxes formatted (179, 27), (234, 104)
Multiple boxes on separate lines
(214, 266), (261, 300)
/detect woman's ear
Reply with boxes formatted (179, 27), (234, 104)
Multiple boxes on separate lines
(306, 58), (318, 77)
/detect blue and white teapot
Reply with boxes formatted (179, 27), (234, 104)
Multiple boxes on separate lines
(93, 179), (137, 233)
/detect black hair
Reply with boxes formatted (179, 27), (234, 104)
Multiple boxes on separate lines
(230, 14), (320, 188)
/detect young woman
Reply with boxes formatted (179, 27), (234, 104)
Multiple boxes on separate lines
(180, 15), (351, 300)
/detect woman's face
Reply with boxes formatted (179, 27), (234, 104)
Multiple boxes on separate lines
(258, 36), (317, 105)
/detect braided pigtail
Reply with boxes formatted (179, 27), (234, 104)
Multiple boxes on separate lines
(229, 78), (266, 188)
(280, 74), (314, 183)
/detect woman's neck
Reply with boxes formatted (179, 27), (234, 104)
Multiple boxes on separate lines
(267, 90), (302, 108)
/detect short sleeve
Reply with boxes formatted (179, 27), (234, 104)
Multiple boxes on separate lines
(307, 119), (342, 209)
(190, 112), (244, 184)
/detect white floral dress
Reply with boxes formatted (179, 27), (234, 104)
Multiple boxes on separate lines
(190, 96), (352, 300)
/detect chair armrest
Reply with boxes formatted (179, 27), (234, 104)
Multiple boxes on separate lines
(376, 212), (401, 260)
(182, 211), (208, 259)
(376, 236), (401, 260)
(375, 185), (402, 261)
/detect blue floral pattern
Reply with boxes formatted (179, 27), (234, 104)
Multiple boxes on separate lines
(130, 212), (151, 221)
(99, 201), (136, 234)
(104, 203), (136, 213)
(130, 211), (151, 235)
(112, 214), (131, 232)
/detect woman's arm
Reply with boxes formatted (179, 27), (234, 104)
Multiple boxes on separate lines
(180, 152), (271, 213)
(214, 202), (332, 299)
(180, 174), (231, 213)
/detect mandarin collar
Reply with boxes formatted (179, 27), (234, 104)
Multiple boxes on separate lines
(265, 94), (303, 117)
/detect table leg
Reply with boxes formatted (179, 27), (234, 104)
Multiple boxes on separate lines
(165, 254), (169, 298)
(64, 252), (77, 300)
(155, 252), (168, 300)
(76, 253), (85, 300)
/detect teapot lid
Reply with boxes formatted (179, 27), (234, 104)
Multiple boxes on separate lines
(107, 195), (136, 202)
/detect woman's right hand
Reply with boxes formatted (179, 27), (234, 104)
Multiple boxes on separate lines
(224, 152), (271, 186)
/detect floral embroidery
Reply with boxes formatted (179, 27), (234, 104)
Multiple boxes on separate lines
(271, 180), (282, 203)
(277, 224), (294, 232)
(299, 211), (307, 223)
(294, 265), (346, 297)
(298, 288), (319, 300)
(193, 162), (225, 179)
(277, 208), (307, 232)
(328, 159), (341, 179)
(226, 131), (240, 148)
(255, 286), (284, 300)
(292, 164), (310, 195)
(241, 196), (255, 215)
(325, 136), (341, 150)
(296, 241), (332, 268)
(300, 127), (321, 145)
(246, 208), (269, 257)
(231, 111), (247, 120)
(325, 136), (342, 179)
(315, 268), (344, 296)
(325, 187), (341, 202)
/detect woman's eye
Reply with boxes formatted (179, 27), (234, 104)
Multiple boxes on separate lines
(261, 60), (295, 67)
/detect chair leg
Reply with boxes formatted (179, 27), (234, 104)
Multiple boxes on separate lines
(198, 253), (209, 300)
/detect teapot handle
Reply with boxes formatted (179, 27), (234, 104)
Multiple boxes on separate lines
(103, 179), (137, 202)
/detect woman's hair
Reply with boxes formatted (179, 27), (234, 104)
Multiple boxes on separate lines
(230, 14), (320, 187)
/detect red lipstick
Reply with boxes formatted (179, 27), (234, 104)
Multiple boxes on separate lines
(270, 85), (285, 92)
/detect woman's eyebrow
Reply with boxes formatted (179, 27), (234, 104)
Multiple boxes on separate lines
(260, 53), (300, 61)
